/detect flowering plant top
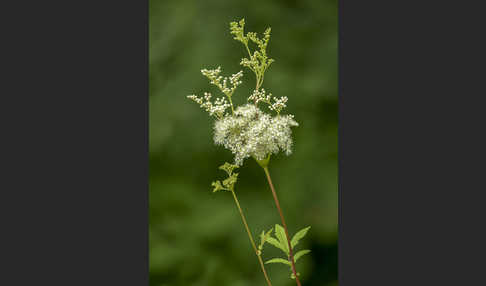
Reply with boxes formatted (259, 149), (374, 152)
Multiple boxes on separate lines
(187, 19), (298, 166)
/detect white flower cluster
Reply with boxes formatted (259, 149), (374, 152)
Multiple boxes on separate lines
(248, 88), (288, 114)
(187, 92), (230, 119)
(248, 88), (272, 104)
(201, 67), (243, 96)
(213, 104), (298, 166)
(269, 96), (288, 114)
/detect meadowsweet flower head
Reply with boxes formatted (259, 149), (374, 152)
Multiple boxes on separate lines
(187, 18), (298, 166)
(214, 104), (298, 166)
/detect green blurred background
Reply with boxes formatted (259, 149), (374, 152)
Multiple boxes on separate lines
(149, 0), (337, 285)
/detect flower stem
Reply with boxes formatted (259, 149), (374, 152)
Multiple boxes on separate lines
(230, 190), (273, 286)
(228, 96), (235, 114)
(263, 167), (302, 286)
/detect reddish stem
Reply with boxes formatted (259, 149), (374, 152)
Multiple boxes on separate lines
(263, 167), (302, 286)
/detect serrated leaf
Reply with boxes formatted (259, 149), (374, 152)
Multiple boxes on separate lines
(219, 162), (238, 175)
(265, 258), (291, 266)
(222, 173), (238, 189)
(275, 224), (289, 254)
(291, 226), (311, 248)
(266, 237), (287, 253)
(211, 181), (225, 192)
(294, 249), (311, 262)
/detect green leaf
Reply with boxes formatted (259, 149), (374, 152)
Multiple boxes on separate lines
(275, 224), (289, 253)
(266, 237), (287, 253)
(294, 249), (311, 262)
(265, 258), (291, 266)
(222, 173), (238, 189)
(264, 228), (273, 240)
(291, 226), (311, 248)
(219, 162), (238, 175)
(259, 228), (273, 249)
(259, 230), (266, 246)
(211, 180), (225, 192)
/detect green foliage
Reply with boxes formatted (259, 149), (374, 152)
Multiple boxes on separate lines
(291, 226), (311, 248)
(294, 250), (311, 262)
(274, 224), (289, 254)
(258, 227), (274, 252)
(266, 236), (287, 253)
(265, 258), (291, 266)
(265, 224), (312, 279)
(211, 180), (225, 193)
(212, 162), (239, 192)
(219, 162), (239, 176)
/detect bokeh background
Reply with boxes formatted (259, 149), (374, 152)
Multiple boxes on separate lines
(149, 0), (337, 285)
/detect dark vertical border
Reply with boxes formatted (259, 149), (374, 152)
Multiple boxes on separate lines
(1, 0), (148, 285)
(340, 1), (486, 285)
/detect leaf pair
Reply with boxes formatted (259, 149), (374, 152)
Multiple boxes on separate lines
(266, 224), (311, 255)
(265, 249), (311, 263)
(263, 224), (311, 279)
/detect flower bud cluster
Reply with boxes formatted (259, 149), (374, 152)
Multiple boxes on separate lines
(248, 88), (272, 105)
(248, 89), (288, 114)
(187, 92), (230, 119)
(201, 67), (243, 97)
(268, 96), (288, 114)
